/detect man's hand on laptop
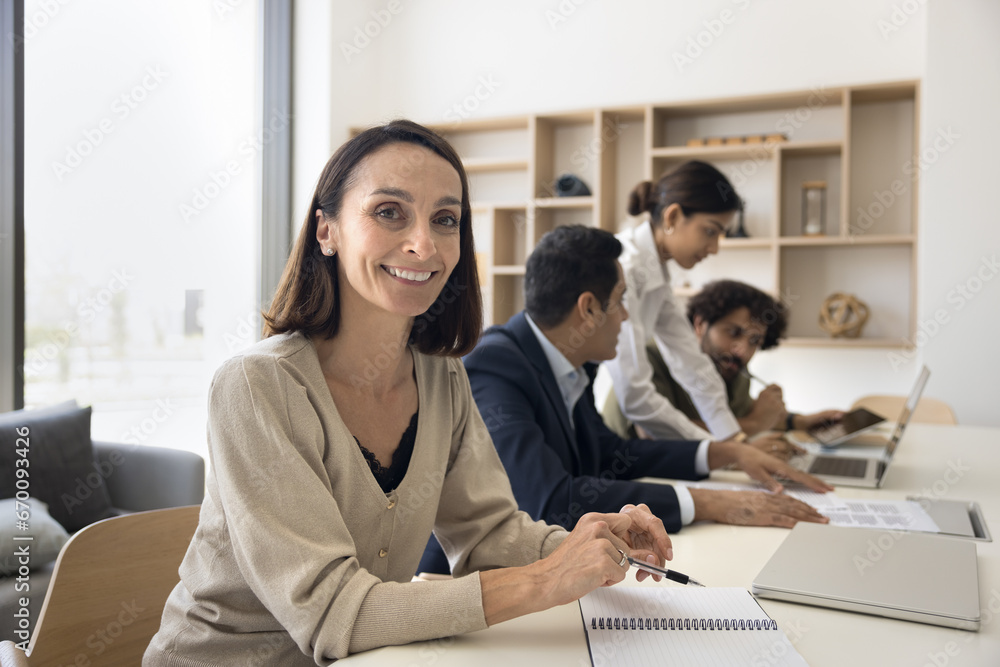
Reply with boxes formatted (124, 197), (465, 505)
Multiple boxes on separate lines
(708, 438), (835, 494)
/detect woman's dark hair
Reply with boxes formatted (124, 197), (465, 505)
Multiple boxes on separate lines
(263, 119), (482, 357)
(525, 225), (622, 329)
(627, 160), (742, 228)
(686, 279), (788, 350)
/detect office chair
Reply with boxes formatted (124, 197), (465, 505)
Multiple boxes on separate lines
(0, 505), (200, 666)
(851, 395), (958, 425)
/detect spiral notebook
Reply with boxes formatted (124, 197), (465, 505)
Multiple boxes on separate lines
(578, 586), (808, 667)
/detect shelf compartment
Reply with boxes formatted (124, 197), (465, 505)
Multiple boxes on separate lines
(647, 155), (779, 240)
(491, 207), (529, 266)
(532, 114), (598, 199)
(848, 91), (917, 237)
(492, 274), (525, 325)
(779, 146), (843, 238)
(671, 246), (777, 300)
(532, 206), (595, 245)
(780, 244), (912, 341)
(651, 89), (845, 150)
(467, 170), (529, 205)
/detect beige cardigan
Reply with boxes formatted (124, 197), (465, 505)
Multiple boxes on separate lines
(144, 332), (566, 666)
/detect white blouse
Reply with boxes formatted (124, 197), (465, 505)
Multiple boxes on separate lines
(606, 220), (741, 441)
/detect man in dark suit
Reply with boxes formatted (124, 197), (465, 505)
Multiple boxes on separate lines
(419, 226), (830, 575)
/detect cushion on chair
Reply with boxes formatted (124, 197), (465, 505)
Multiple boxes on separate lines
(0, 403), (115, 532)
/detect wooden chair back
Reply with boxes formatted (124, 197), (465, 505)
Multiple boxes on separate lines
(3, 505), (199, 666)
(851, 395), (958, 425)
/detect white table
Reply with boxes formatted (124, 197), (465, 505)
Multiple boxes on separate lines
(341, 424), (1000, 665)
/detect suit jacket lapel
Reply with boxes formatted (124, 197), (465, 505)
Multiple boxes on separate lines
(505, 313), (580, 469)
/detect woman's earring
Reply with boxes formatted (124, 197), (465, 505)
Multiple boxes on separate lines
(666, 226), (675, 236)
(325, 248), (334, 256)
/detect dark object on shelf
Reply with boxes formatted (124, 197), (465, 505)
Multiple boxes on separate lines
(726, 205), (750, 238)
(554, 173), (591, 197)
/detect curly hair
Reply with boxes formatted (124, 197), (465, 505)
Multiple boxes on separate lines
(685, 280), (788, 350)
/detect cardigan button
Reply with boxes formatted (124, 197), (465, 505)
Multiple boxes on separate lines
(379, 548), (388, 558)
(386, 499), (396, 509)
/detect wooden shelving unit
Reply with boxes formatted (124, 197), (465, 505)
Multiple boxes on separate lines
(408, 81), (920, 346)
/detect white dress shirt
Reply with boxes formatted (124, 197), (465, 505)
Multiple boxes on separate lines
(606, 220), (741, 441)
(525, 313), (705, 525)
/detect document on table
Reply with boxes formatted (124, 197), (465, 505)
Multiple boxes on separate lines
(578, 586), (808, 667)
(676, 480), (941, 532)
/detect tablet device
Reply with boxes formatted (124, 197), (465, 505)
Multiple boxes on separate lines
(807, 407), (885, 446)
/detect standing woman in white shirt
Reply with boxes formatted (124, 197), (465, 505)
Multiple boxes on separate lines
(607, 160), (746, 442)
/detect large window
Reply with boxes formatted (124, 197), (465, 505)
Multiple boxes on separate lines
(23, 0), (265, 461)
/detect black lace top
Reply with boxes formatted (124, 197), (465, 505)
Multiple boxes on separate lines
(354, 412), (418, 493)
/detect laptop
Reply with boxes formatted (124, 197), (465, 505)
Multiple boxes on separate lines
(787, 365), (930, 488)
(752, 522), (981, 631)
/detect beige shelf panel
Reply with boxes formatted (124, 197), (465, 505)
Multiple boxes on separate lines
(719, 238), (775, 249)
(778, 234), (915, 246)
(492, 265), (526, 275)
(534, 196), (595, 208)
(462, 157), (530, 173)
(781, 337), (913, 349)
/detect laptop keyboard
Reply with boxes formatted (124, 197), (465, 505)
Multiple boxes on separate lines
(808, 456), (868, 478)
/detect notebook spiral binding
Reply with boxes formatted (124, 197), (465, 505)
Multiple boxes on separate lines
(590, 616), (778, 631)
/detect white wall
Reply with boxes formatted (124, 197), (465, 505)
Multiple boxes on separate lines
(293, 0), (998, 425)
(918, 0), (1000, 427)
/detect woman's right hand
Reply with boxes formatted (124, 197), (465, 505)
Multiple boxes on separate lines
(533, 513), (635, 607)
(480, 509), (672, 625)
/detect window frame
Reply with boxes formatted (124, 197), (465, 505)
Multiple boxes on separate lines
(0, 0), (292, 412)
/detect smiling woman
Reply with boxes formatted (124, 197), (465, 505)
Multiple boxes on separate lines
(143, 120), (675, 666)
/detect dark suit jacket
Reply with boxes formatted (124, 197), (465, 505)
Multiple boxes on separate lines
(419, 311), (705, 574)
